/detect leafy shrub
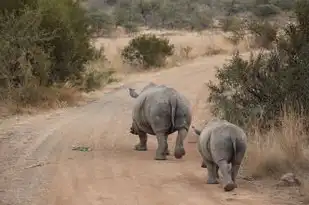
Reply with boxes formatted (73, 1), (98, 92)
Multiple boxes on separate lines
(220, 16), (244, 32)
(121, 34), (174, 69)
(0, 0), (115, 110)
(252, 4), (281, 17)
(37, 0), (97, 84)
(0, 0), (98, 86)
(248, 19), (278, 49)
(80, 48), (116, 92)
(0, 7), (53, 89)
(271, 0), (296, 11)
(207, 0), (309, 130)
(82, 69), (116, 92)
(87, 9), (115, 37)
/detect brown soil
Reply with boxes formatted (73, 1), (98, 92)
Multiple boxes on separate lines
(0, 53), (293, 205)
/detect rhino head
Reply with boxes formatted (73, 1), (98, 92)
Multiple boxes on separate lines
(128, 82), (157, 98)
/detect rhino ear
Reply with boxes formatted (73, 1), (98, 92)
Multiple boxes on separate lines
(191, 126), (201, 136)
(129, 88), (139, 98)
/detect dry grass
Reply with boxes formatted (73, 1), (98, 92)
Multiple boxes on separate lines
(93, 28), (251, 74)
(0, 86), (83, 118)
(240, 110), (309, 204)
(0, 50), (116, 118)
(243, 111), (309, 179)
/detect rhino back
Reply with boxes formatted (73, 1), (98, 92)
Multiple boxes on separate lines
(132, 86), (175, 134)
(197, 120), (234, 162)
(208, 121), (247, 163)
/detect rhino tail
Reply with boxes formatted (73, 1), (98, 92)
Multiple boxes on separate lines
(232, 136), (237, 161)
(170, 95), (177, 130)
(191, 126), (202, 135)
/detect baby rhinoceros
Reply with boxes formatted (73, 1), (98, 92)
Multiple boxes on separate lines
(192, 118), (247, 192)
(128, 82), (192, 160)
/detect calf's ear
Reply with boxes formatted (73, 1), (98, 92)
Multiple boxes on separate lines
(129, 88), (139, 98)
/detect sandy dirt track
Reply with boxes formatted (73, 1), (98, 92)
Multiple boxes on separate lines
(0, 53), (277, 205)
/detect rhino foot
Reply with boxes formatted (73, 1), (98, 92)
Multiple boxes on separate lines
(223, 183), (236, 192)
(134, 143), (147, 151)
(174, 147), (185, 159)
(207, 178), (219, 184)
(154, 154), (167, 160)
(164, 149), (170, 155)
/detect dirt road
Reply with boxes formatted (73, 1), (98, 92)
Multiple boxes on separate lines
(0, 53), (273, 205)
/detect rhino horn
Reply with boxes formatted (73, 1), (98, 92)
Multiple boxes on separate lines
(129, 88), (139, 98)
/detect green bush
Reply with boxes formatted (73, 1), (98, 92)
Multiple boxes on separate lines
(37, 0), (97, 84)
(80, 48), (117, 92)
(0, 0), (98, 87)
(0, 7), (53, 89)
(121, 34), (174, 69)
(207, 0), (309, 130)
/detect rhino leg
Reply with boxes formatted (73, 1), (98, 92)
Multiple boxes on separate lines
(134, 132), (148, 151)
(174, 128), (187, 159)
(164, 136), (170, 155)
(231, 154), (246, 188)
(215, 165), (219, 179)
(205, 160), (219, 184)
(154, 134), (167, 160)
(231, 141), (246, 188)
(217, 160), (235, 191)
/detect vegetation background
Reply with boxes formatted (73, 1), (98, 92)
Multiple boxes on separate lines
(1, 0), (309, 202)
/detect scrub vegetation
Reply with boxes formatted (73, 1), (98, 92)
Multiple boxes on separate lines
(1, 1), (309, 201)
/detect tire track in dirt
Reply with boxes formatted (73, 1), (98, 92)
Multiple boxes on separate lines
(0, 53), (275, 205)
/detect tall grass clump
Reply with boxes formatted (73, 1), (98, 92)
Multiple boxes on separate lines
(243, 110), (308, 178)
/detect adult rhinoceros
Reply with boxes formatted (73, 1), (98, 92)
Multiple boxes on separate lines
(128, 82), (192, 160)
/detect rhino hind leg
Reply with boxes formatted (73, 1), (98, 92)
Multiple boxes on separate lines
(134, 132), (148, 151)
(154, 134), (167, 160)
(164, 136), (170, 155)
(217, 160), (235, 191)
(231, 164), (240, 188)
(205, 160), (219, 184)
(174, 128), (187, 159)
(231, 152), (246, 187)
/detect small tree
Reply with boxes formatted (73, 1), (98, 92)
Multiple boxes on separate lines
(121, 34), (174, 69)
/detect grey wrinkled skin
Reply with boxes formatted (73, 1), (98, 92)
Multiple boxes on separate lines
(192, 118), (247, 192)
(128, 82), (192, 160)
